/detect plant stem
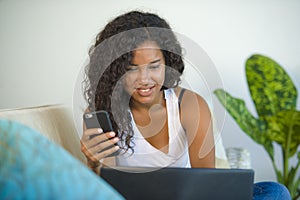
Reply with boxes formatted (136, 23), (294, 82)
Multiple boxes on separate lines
(293, 191), (300, 200)
(266, 147), (282, 182)
(271, 159), (281, 182)
(283, 148), (289, 185)
(283, 113), (294, 185)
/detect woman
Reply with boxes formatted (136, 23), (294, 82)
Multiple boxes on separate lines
(80, 10), (291, 200)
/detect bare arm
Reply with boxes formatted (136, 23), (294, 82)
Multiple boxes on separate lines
(179, 89), (215, 168)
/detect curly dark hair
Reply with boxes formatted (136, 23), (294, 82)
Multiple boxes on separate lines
(83, 10), (185, 153)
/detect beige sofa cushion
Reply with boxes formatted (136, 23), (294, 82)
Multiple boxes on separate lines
(0, 104), (86, 164)
(0, 104), (229, 168)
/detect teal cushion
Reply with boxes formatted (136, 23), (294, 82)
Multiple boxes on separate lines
(0, 119), (124, 200)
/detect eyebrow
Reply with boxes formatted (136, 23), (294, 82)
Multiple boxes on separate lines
(130, 59), (161, 66)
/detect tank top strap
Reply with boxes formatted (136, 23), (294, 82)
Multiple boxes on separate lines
(178, 88), (186, 109)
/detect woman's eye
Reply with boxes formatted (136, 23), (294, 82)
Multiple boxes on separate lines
(148, 65), (160, 69)
(126, 66), (138, 71)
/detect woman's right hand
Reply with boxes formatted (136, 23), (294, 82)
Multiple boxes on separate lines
(80, 127), (120, 167)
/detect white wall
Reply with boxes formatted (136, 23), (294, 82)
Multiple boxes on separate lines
(1, 0), (299, 182)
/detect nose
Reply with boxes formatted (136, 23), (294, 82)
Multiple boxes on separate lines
(138, 67), (150, 84)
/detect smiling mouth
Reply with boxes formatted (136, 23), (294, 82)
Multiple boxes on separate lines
(137, 85), (155, 91)
(136, 85), (155, 96)
(139, 88), (151, 92)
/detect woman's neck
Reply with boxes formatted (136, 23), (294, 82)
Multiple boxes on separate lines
(130, 90), (168, 146)
(130, 90), (165, 112)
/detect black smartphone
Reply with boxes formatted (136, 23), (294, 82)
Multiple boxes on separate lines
(83, 110), (113, 132)
(83, 110), (120, 157)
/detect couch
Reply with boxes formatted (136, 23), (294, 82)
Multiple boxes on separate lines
(0, 104), (229, 168)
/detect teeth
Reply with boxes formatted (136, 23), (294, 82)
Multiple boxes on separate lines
(140, 88), (150, 92)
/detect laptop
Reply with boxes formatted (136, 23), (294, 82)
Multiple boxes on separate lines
(100, 167), (254, 200)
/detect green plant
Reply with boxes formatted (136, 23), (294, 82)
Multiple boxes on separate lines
(214, 54), (300, 200)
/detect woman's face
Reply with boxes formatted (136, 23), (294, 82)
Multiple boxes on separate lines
(123, 41), (166, 107)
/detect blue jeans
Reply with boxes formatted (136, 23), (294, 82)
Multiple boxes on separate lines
(253, 182), (291, 200)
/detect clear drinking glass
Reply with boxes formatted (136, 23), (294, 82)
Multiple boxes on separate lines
(226, 147), (251, 169)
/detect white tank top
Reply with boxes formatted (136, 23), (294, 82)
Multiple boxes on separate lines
(116, 88), (191, 168)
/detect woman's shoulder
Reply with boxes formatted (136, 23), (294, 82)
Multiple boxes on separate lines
(173, 87), (205, 102)
(173, 87), (210, 116)
(175, 87), (212, 131)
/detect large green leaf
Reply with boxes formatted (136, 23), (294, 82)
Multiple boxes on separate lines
(214, 54), (300, 199)
(265, 110), (300, 157)
(214, 89), (274, 159)
(246, 54), (298, 117)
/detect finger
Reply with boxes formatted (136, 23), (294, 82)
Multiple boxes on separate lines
(80, 140), (95, 161)
(81, 139), (107, 162)
(82, 128), (103, 139)
(105, 131), (116, 139)
(89, 136), (119, 155)
(81, 133), (119, 158)
(85, 131), (116, 148)
(94, 145), (120, 160)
